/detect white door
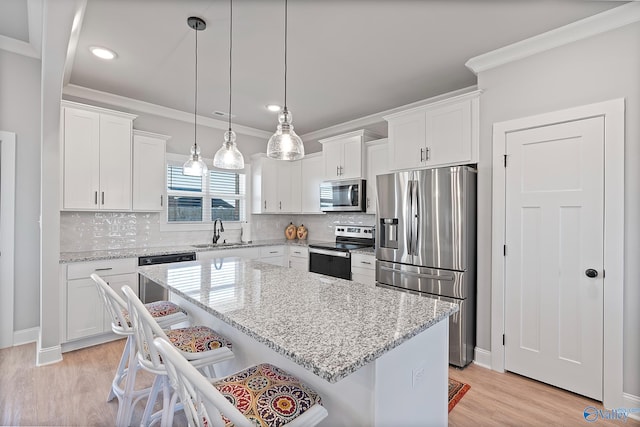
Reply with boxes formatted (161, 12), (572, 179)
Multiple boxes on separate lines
(504, 117), (604, 400)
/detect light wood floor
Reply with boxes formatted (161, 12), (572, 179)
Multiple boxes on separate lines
(1, 340), (638, 426)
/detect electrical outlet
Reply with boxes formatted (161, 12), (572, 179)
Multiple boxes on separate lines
(412, 366), (426, 388)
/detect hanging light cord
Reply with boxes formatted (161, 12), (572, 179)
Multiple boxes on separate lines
(283, 0), (288, 110)
(194, 21), (199, 149)
(228, 0), (233, 133)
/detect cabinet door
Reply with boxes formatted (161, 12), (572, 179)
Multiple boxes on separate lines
(388, 110), (425, 171)
(366, 140), (389, 214)
(67, 278), (104, 340)
(62, 107), (101, 209)
(133, 134), (166, 211)
(425, 99), (472, 166)
(289, 161), (302, 213)
(323, 142), (343, 179)
(301, 155), (323, 213)
(341, 139), (363, 179)
(99, 114), (133, 210)
(262, 158), (279, 213)
(276, 161), (293, 212)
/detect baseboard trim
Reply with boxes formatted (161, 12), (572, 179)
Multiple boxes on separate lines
(60, 332), (122, 353)
(622, 393), (640, 421)
(473, 347), (492, 369)
(36, 342), (62, 366)
(13, 327), (39, 346)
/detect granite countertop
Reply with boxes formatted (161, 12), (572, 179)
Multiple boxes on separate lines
(59, 239), (311, 263)
(351, 247), (375, 255)
(137, 257), (458, 383)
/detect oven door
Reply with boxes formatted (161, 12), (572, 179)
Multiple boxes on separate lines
(309, 248), (351, 280)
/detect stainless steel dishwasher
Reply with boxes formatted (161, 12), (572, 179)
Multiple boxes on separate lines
(138, 252), (196, 303)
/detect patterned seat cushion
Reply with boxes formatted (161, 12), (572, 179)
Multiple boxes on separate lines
(166, 326), (232, 353)
(213, 363), (322, 427)
(119, 301), (187, 327)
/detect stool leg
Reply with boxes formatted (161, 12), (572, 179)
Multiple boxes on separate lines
(117, 336), (139, 427)
(140, 376), (162, 427)
(109, 336), (130, 402)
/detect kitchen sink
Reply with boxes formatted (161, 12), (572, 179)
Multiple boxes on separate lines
(191, 243), (245, 249)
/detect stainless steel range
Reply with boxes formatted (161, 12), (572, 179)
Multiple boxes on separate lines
(308, 225), (375, 280)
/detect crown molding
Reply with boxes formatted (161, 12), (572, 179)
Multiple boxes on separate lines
(62, 84), (273, 139)
(466, 2), (640, 74)
(302, 86), (478, 142)
(0, 0), (42, 59)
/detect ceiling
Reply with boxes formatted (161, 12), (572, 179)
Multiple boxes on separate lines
(1, 0), (624, 136)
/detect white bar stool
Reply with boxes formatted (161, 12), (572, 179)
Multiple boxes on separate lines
(122, 285), (235, 427)
(91, 273), (189, 427)
(153, 337), (328, 427)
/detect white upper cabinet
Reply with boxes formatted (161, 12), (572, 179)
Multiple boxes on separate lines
(252, 153), (325, 215)
(300, 153), (323, 213)
(384, 91), (479, 171)
(320, 130), (381, 180)
(61, 101), (137, 211)
(252, 154), (295, 213)
(365, 138), (389, 214)
(132, 130), (169, 211)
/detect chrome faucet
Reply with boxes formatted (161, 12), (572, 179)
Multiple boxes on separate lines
(212, 218), (224, 244)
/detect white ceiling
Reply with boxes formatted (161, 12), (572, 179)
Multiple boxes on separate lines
(1, 1), (624, 135)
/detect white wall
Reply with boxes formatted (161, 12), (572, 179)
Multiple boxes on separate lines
(0, 49), (42, 333)
(475, 22), (640, 396)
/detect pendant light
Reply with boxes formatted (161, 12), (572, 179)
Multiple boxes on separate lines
(183, 17), (209, 177)
(213, 0), (245, 169)
(266, 0), (304, 161)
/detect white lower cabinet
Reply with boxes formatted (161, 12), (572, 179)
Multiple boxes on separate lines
(260, 245), (286, 267)
(351, 253), (376, 285)
(64, 258), (138, 343)
(288, 246), (309, 271)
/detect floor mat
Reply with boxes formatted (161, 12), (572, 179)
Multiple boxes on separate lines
(448, 378), (471, 412)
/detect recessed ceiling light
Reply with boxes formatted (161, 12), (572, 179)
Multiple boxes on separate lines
(90, 46), (117, 60)
(266, 104), (282, 112)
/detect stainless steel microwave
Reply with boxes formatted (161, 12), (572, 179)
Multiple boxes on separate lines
(320, 179), (366, 212)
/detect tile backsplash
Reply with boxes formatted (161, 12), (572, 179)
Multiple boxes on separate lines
(60, 211), (375, 252)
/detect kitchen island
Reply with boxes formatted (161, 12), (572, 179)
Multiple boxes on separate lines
(138, 257), (458, 427)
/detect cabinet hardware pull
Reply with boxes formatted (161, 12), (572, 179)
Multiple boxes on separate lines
(264, 200), (267, 209)
(420, 148), (425, 162)
(279, 201), (282, 210)
(101, 191), (105, 205)
(361, 261), (372, 265)
(94, 267), (113, 271)
(426, 147), (431, 161)
(94, 191), (98, 205)
(336, 165), (339, 176)
(340, 166), (344, 175)
(160, 195), (163, 207)
(269, 251), (277, 254)
(367, 198), (370, 208)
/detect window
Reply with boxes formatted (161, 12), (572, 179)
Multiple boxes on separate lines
(166, 163), (246, 223)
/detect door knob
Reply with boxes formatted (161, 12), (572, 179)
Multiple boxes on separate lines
(585, 268), (598, 278)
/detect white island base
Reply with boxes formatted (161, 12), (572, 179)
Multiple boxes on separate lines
(172, 293), (449, 427)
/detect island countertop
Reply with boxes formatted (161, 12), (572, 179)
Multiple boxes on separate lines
(137, 257), (458, 384)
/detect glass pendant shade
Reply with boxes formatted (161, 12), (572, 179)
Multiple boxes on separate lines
(183, 144), (208, 176)
(267, 109), (304, 161)
(213, 130), (245, 169)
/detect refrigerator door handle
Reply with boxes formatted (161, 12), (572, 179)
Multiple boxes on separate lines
(412, 178), (419, 256)
(406, 180), (414, 255)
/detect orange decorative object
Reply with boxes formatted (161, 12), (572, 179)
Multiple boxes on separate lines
(285, 222), (297, 240)
(296, 224), (308, 240)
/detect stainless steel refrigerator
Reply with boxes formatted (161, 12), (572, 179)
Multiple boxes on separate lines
(376, 165), (476, 367)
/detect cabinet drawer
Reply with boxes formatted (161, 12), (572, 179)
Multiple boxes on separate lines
(351, 253), (375, 270)
(67, 258), (137, 280)
(260, 246), (285, 258)
(289, 246), (309, 259)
